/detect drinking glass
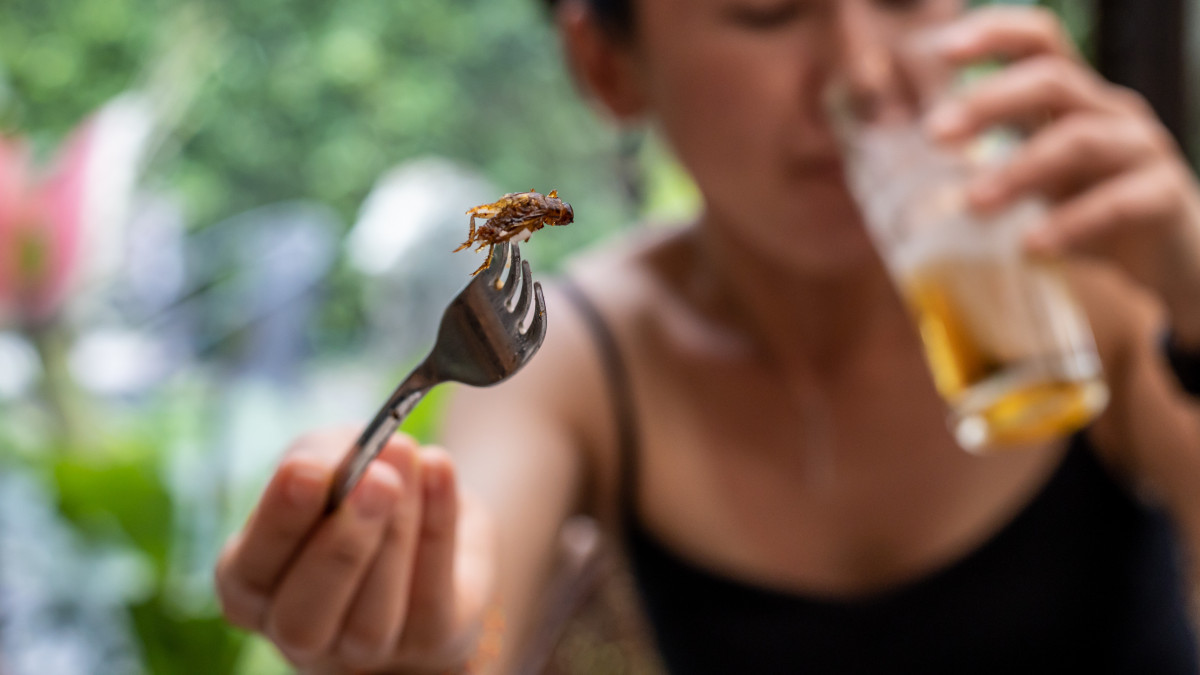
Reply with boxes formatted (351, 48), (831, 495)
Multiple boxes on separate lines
(831, 53), (1109, 452)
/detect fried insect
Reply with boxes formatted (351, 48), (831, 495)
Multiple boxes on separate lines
(455, 189), (575, 275)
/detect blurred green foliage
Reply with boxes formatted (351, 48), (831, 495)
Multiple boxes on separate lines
(56, 453), (247, 675)
(0, 0), (636, 276)
(2, 0), (646, 355)
(7, 0), (565, 196)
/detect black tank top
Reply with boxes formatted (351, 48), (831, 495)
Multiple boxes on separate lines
(559, 279), (1199, 674)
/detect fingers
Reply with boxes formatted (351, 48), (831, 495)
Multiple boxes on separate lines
(968, 115), (1172, 211)
(1028, 163), (1188, 257)
(334, 443), (424, 667)
(921, 7), (1159, 147)
(402, 448), (462, 650)
(926, 57), (1121, 142)
(216, 431), (483, 671)
(265, 460), (402, 664)
(215, 442), (340, 631)
(929, 5), (1078, 64)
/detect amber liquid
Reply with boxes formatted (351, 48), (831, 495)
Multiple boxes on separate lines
(902, 258), (1108, 450)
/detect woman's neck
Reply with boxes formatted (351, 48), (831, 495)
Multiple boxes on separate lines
(690, 213), (909, 377)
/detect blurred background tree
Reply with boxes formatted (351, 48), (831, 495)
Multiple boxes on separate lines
(0, 0), (662, 358)
(0, 0), (635, 225)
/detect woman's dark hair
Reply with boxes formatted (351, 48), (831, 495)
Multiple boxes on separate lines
(543, 0), (634, 38)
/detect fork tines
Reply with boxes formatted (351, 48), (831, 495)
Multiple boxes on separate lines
(523, 283), (546, 340)
(483, 243), (546, 342)
(501, 244), (523, 305)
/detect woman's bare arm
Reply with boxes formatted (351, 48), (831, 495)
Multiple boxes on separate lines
(440, 283), (614, 671)
(1074, 266), (1200, 625)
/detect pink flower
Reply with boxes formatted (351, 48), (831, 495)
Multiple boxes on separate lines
(0, 121), (94, 327)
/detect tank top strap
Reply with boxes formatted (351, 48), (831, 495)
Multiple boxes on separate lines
(557, 277), (642, 521)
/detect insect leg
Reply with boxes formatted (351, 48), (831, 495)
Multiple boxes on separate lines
(453, 215), (482, 252)
(470, 243), (494, 276)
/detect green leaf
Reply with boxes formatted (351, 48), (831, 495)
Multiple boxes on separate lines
(52, 454), (173, 567)
(399, 380), (451, 445)
(129, 605), (247, 675)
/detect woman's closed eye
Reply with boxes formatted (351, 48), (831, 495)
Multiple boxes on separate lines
(722, 0), (815, 30)
(724, 0), (930, 32)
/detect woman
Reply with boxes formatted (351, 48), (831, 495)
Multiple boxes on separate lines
(215, 0), (1200, 672)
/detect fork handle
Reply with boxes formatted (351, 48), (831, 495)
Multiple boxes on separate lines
(326, 365), (436, 513)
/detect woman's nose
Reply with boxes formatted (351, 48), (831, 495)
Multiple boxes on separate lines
(835, 1), (895, 95)
(828, 0), (916, 122)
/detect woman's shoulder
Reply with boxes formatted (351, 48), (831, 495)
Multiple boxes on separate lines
(496, 223), (691, 395)
(533, 223), (695, 425)
(554, 223), (694, 320)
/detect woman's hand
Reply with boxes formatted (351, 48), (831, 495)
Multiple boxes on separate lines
(214, 429), (495, 674)
(924, 6), (1200, 345)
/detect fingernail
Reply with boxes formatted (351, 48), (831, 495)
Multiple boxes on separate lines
(283, 646), (320, 666)
(397, 447), (418, 482)
(926, 102), (969, 140)
(932, 28), (975, 55)
(968, 178), (1006, 210)
(1024, 228), (1058, 255)
(286, 463), (327, 507)
(226, 586), (269, 631)
(339, 635), (379, 664)
(354, 470), (399, 519)
(425, 464), (444, 495)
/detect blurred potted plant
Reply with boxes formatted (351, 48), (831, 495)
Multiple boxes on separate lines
(0, 123), (94, 448)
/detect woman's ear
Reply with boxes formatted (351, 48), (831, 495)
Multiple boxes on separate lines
(556, 0), (647, 123)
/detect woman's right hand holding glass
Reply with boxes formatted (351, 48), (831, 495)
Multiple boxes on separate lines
(214, 429), (496, 674)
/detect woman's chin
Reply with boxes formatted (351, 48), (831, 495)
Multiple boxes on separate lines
(730, 208), (882, 276)
(706, 218), (877, 279)
(770, 228), (880, 275)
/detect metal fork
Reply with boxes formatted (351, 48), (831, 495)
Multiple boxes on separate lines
(326, 242), (547, 512)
